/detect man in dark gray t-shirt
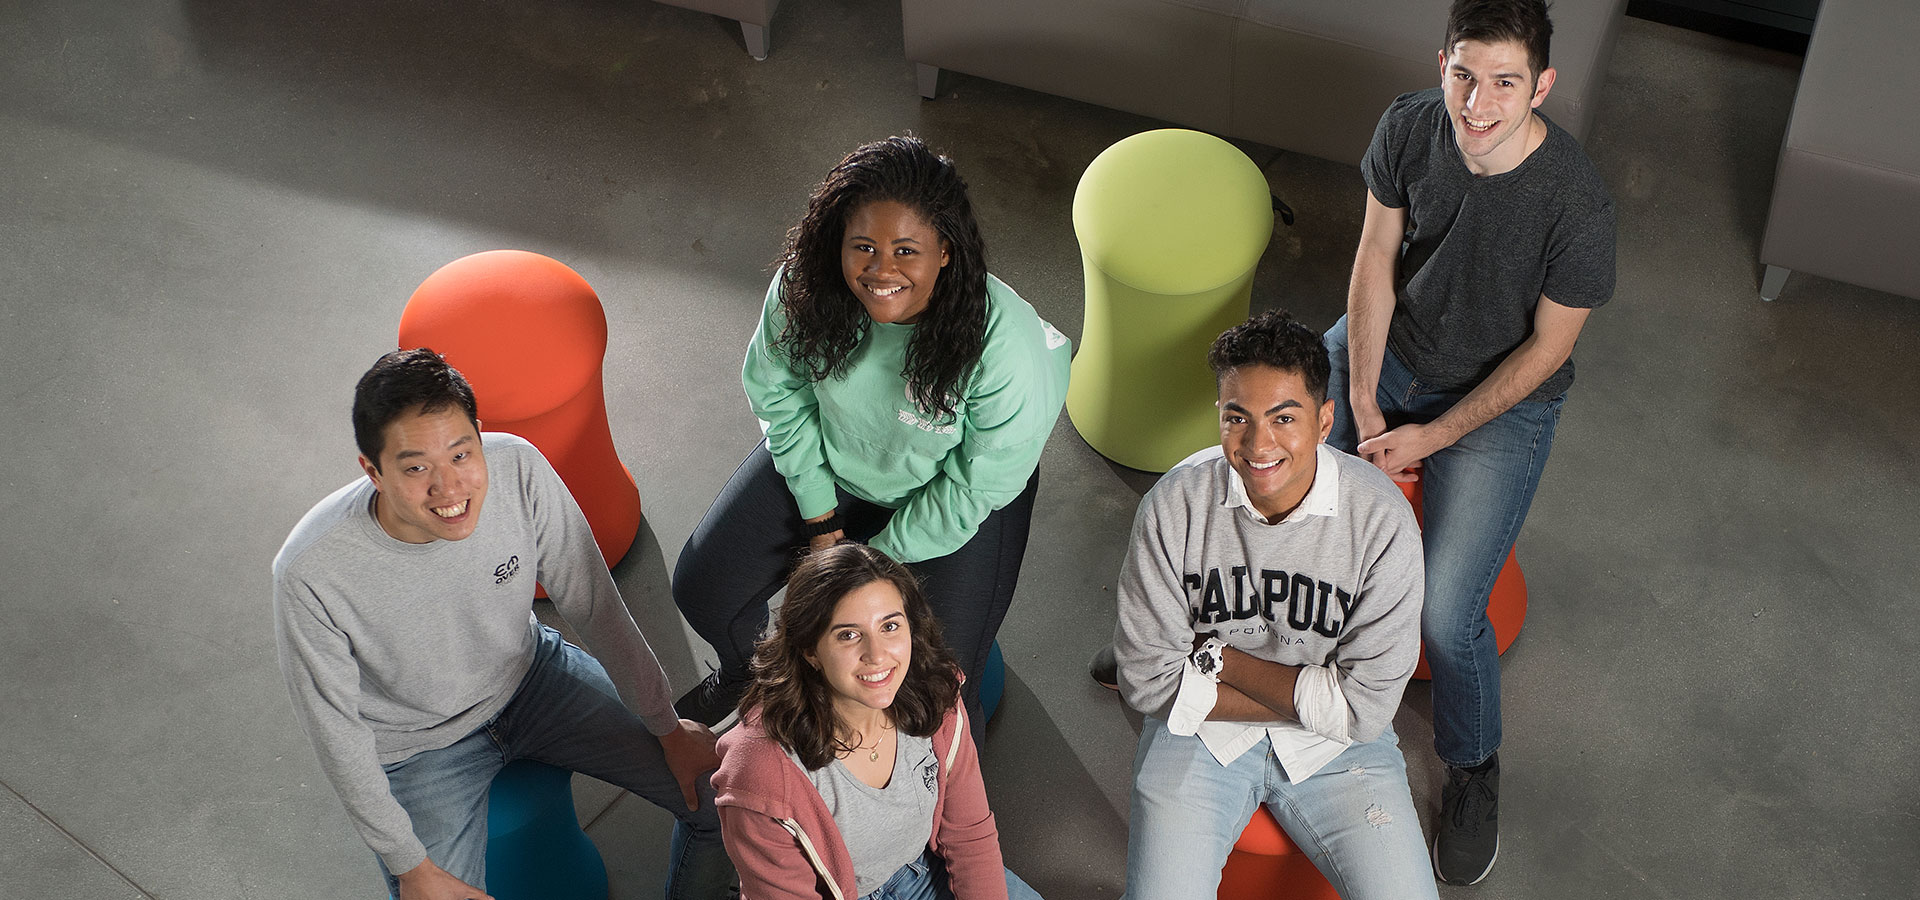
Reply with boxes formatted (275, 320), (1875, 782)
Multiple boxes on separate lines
(1324, 0), (1617, 887)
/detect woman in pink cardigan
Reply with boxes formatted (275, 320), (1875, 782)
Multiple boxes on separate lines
(713, 543), (1042, 900)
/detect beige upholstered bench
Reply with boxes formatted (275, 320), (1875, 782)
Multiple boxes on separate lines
(902, 0), (1625, 165)
(657, 0), (782, 59)
(1759, 0), (1920, 301)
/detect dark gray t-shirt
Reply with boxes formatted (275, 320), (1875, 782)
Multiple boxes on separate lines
(1361, 88), (1616, 401)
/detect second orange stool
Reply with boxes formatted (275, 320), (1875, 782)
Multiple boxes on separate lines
(1219, 806), (1340, 900)
(1396, 479), (1527, 680)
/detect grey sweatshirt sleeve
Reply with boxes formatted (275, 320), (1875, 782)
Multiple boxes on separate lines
(519, 447), (680, 736)
(273, 572), (428, 875)
(1328, 478), (1425, 743)
(1112, 487), (1198, 722)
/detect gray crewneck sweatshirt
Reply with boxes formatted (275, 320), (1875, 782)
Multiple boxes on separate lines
(272, 433), (676, 874)
(1113, 445), (1424, 745)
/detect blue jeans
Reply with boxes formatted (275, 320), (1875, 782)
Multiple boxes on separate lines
(862, 849), (1043, 900)
(1123, 718), (1436, 900)
(1323, 315), (1562, 768)
(376, 626), (733, 899)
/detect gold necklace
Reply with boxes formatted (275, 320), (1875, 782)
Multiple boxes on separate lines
(840, 722), (894, 762)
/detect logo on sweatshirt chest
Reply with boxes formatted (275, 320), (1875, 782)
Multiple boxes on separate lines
(494, 555), (522, 585)
(1185, 566), (1358, 639)
(896, 385), (958, 435)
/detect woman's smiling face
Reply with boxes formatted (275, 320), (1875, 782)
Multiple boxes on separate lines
(840, 199), (950, 325)
(807, 579), (914, 716)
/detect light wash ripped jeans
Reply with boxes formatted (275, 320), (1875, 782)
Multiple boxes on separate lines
(1123, 717), (1437, 900)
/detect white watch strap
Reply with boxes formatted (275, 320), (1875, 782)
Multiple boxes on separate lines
(1193, 637), (1227, 683)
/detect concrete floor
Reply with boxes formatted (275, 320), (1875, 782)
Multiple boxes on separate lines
(4, 2), (1916, 898)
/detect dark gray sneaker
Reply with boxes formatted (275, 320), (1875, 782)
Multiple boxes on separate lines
(1433, 753), (1500, 885)
(674, 669), (746, 731)
(1088, 644), (1119, 690)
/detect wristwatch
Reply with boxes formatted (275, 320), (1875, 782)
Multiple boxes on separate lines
(1191, 637), (1228, 683)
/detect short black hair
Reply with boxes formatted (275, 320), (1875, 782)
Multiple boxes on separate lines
(1207, 309), (1331, 403)
(351, 348), (479, 468)
(1446, 0), (1553, 79)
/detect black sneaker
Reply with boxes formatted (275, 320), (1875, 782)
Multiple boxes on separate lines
(1433, 753), (1500, 885)
(675, 669), (746, 731)
(1088, 644), (1119, 691)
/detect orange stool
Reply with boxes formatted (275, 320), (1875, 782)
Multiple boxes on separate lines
(399, 250), (641, 568)
(1396, 480), (1527, 680)
(1219, 806), (1340, 900)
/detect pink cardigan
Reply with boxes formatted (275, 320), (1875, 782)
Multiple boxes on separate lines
(713, 693), (1008, 900)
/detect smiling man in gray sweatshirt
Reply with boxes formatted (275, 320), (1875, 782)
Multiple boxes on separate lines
(1113, 311), (1436, 900)
(273, 348), (733, 900)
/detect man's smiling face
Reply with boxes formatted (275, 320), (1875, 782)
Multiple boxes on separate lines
(1440, 37), (1555, 175)
(1218, 364), (1334, 521)
(360, 404), (489, 544)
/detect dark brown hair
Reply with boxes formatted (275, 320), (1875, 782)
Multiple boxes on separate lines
(771, 135), (989, 424)
(1445, 0), (1553, 79)
(740, 543), (959, 770)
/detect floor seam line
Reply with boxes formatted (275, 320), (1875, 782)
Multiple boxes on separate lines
(582, 787), (629, 832)
(1, 778), (162, 900)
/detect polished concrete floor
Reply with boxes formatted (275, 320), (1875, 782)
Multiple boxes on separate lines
(4, 2), (1916, 898)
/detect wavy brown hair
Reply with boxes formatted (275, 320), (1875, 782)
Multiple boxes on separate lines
(771, 135), (989, 423)
(740, 543), (960, 770)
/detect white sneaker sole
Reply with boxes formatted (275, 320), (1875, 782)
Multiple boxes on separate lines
(1432, 833), (1499, 886)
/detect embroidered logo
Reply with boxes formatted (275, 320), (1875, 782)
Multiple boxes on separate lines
(898, 384), (958, 434)
(494, 555), (522, 585)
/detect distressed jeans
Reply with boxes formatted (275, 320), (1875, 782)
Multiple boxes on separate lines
(1123, 718), (1436, 900)
(1323, 315), (1562, 768)
(377, 626), (734, 899)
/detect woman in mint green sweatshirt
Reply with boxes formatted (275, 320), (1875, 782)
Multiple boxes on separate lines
(673, 136), (1070, 744)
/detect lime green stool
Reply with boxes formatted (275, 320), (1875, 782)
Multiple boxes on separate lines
(1068, 129), (1273, 472)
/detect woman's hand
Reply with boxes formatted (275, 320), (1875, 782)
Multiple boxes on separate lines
(807, 530), (846, 553)
(804, 509), (844, 553)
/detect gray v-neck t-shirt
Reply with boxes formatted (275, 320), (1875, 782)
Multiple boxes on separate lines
(791, 732), (939, 896)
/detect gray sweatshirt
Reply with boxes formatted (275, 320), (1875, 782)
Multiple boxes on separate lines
(1113, 445), (1424, 744)
(272, 433), (676, 873)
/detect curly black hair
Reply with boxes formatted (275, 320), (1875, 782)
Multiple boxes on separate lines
(351, 348), (479, 467)
(772, 135), (988, 423)
(1206, 309), (1331, 403)
(740, 543), (960, 771)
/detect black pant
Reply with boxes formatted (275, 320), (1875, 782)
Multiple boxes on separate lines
(673, 441), (1038, 746)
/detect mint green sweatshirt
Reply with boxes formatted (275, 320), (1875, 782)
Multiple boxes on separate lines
(743, 273), (1071, 563)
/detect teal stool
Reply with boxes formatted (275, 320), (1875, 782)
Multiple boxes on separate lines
(980, 640), (1006, 721)
(1067, 129), (1274, 472)
(484, 760), (609, 900)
